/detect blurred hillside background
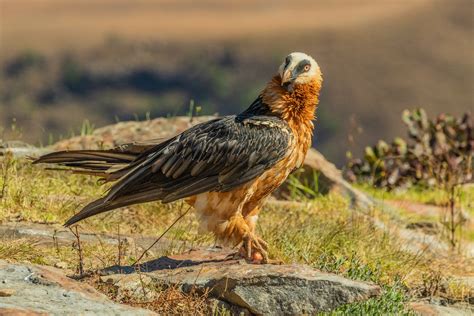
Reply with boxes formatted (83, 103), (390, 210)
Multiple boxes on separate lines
(0, 0), (472, 165)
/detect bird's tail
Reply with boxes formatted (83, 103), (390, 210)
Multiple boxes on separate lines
(64, 188), (163, 226)
(33, 141), (164, 226)
(32, 142), (157, 182)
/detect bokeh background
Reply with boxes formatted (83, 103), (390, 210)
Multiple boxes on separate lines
(1, 0), (472, 165)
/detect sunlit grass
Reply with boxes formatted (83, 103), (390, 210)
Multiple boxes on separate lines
(355, 182), (474, 214)
(355, 182), (474, 244)
(1, 156), (472, 314)
(0, 238), (48, 265)
(0, 155), (197, 235)
(261, 195), (425, 287)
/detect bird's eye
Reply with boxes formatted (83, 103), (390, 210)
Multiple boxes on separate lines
(285, 57), (291, 67)
(304, 64), (311, 72)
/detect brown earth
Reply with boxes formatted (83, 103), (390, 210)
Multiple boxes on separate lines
(1, 0), (429, 59)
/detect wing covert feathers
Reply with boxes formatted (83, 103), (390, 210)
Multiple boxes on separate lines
(34, 110), (292, 226)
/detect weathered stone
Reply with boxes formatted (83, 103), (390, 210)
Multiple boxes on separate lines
(0, 141), (48, 157)
(207, 297), (251, 316)
(51, 116), (216, 151)
(406, 221), (441, 235)
(409, 301), (474, 316)
(0, 221), (180, 256)
(275, 148), (374, 209)
(0, 307), (48, 316)
(0, 288), (15, 297)
(0, 260), (155, 315)
(102, 248), (381, 315)
(53, 261), (68, 269)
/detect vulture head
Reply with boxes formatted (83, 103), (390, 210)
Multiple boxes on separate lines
(278, 52), (321, 90)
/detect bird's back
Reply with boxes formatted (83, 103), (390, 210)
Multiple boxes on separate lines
(34, 111), (294, 226)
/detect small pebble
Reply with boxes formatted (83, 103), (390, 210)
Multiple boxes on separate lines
(54, 261), (68, 269)
(0, 289), (15, 297)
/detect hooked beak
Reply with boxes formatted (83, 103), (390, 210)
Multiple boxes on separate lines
(281, 68), (293, 86)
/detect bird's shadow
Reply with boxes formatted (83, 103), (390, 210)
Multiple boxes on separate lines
(100, 251), (235, 275)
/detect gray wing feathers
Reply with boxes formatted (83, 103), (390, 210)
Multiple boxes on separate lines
(106, 116), (290, 200)
(42, 115), (292, 226)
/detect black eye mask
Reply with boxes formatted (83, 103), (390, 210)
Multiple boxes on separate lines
(295, 59), (311, 74)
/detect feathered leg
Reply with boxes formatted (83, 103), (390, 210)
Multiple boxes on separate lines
(221, 211), (269, 264)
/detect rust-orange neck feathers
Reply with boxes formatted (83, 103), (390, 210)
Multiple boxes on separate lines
(261, 75), (322, 143)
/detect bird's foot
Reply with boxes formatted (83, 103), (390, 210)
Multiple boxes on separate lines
(223, 232), (268, 263)
(223, 233), (282, 264)
(239, 232), (271, 264)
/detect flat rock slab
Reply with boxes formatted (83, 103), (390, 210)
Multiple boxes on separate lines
(0, 260), (155, 315)
(409, 301), (474, 316)
(0, 221), (182, 255)
(101, 248), (381, 315)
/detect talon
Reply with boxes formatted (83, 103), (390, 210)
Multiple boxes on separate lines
(258, 250), (268, 264)
(224, 251), (241, 261)
(245, 234), (252, 259)
(257, 237), (268, 250)
(239, 233), (270, 264)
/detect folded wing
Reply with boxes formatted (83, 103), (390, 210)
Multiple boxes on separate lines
(36, 115), (292, 226)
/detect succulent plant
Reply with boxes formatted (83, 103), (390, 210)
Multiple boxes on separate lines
(345, 109), (473, 189)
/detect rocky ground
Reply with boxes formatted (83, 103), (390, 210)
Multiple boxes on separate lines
(0, 224), (382, 315)
(1, 117), (473, 315)
(0, 221), (382, 315)
(0, 220), (472, 315)
(0, 259), (154, 315)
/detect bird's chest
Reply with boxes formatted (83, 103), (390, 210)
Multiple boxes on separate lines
(247, 135), (308, 203)
(188, 129), (310, 218)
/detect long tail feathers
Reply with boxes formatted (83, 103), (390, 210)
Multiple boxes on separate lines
(33, 147), (146, 182)
(64, 189), (164, 226)
(33, 144), (163, 226)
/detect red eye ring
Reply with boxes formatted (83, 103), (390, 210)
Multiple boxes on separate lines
(304, 65), (311, 72)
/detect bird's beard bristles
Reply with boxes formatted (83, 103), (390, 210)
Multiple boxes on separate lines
(262, 74), (322, 128)
(261, 73), (322, 179)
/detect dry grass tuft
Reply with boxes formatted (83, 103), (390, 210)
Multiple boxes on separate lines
(0, 238), (47, 264)
(1, 157), (472, 313)
(91, 275), (212, 315)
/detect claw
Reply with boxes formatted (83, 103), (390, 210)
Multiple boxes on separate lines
(224, 251), (242, 261)
(241, 232), (270, 264)
(257, 238), (268, 250)
(245, 235), (252, 259)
